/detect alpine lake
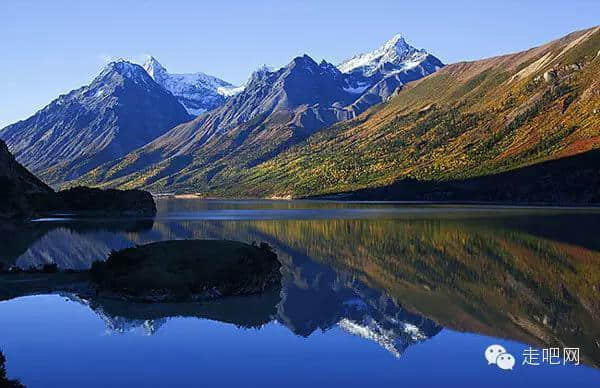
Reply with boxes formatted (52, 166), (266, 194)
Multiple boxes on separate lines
(1, 199), (599, 387)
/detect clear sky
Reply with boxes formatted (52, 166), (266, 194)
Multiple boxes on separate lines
(1, 0), (599, 128)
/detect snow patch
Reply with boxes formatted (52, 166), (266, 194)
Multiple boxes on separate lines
(217, 85), (245, 96)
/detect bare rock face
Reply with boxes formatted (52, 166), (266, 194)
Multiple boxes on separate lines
(543, 70), (558, 83)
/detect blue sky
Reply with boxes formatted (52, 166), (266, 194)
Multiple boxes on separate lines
(1, 0), (599, 128)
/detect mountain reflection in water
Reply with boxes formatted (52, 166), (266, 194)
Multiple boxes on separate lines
(1, 200), (599, 367)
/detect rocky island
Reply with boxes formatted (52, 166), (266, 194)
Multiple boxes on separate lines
(90, 240), (281, 302)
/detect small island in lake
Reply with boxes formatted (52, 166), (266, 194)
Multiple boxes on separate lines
(91, 240), (281, 302)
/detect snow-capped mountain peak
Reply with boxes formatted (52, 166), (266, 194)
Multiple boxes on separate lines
(382, 34), (411, 54)
(217, 85), (245, 97)
(141, 56), (242, 115)
(338, 34), (435, 76)
(336, 34), (443, 115)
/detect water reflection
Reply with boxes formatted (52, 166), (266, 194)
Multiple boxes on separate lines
(64, 271), (441, 358)
(1, 201), (599, 367)
(0, 219), (154, 270)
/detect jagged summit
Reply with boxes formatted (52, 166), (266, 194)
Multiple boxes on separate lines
(246, 55), (321, 81)
(284, 55), (329, 77)
(338, 34), (441, 77)
(246, 64), (275, 83)
(290, 54), (318, 65)
(232, 53), (357, 118)
(141, 55), (241, 115)
(336, 34), (444, 115)
(382, 34), (411, 53)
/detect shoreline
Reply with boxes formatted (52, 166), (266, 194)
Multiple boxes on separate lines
(151, 195), (600, 210)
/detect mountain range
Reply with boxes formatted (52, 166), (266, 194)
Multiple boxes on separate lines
(1, 27), (599, 201)
(0, 34), (441, 189)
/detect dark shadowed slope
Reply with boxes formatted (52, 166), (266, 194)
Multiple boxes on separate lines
(326, 148), (600, 204)
(0, 140), (52, 218)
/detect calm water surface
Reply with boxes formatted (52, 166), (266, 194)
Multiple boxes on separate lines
(1, 199), (599, 387)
